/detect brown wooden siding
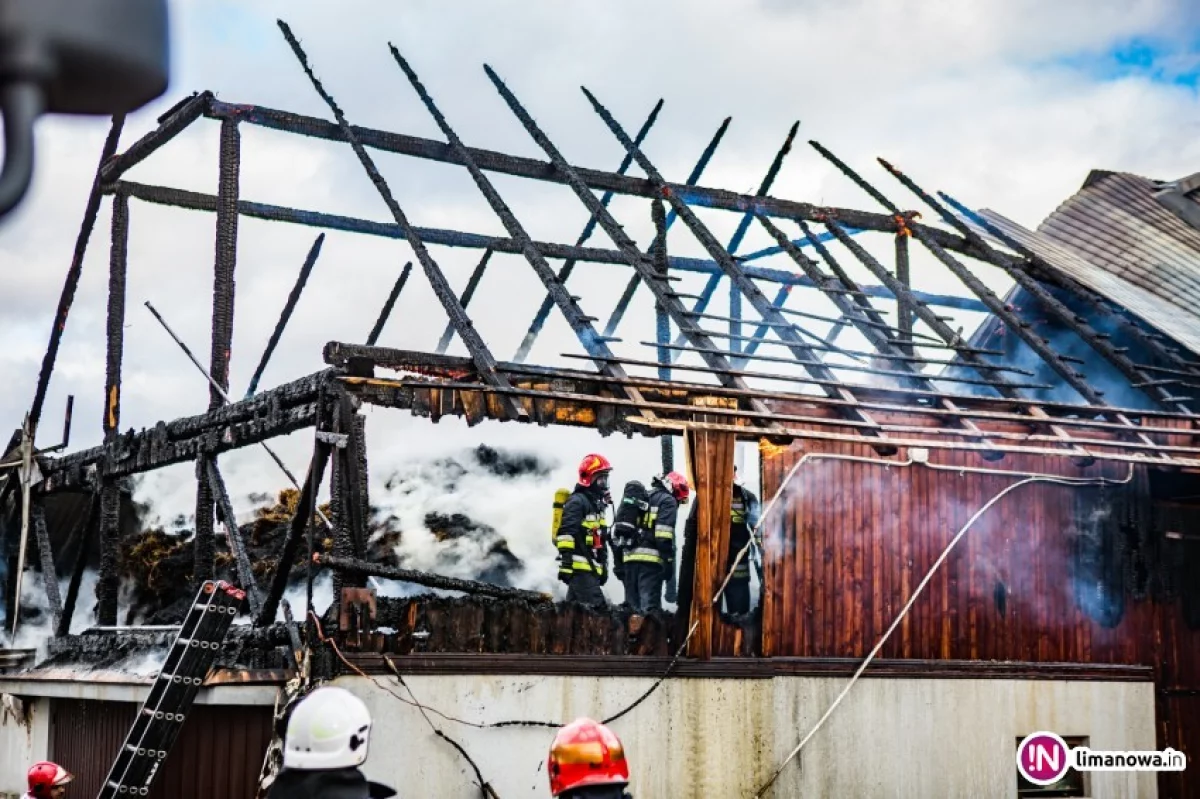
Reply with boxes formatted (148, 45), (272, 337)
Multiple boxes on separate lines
(50, 699), (272, 799)
(754, 404), (1200, 797)
(755, 408), (1200, 670)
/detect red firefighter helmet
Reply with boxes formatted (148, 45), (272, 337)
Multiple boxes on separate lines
(27, 761), (73, 797)
(548, 718), (630, 796)
(577, 454), (612, 487)
(661, 471), (690, 505)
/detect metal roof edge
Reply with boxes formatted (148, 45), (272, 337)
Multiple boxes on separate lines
(0, 668), (284, 705)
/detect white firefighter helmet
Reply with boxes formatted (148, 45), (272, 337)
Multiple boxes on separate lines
(283, 685), (374, 770)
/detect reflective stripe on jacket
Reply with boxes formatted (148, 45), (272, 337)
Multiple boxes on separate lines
(728, 484), (760, 582)
(557, 486), (609, 577)
(635, 487), (679, 566)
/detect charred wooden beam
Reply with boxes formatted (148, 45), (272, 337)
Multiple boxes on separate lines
(349, 374), (1200, 458)
(107, 179), (985, 312)
(30, 500), (62, 630)
(812, 146), (1169, 456)
(193, 459), (215, 585)
(202, 97), (988, 258)
(797, 217), (892, 331)
(196, 119), (242, 589)
(895, 230), (914, 355)
(817, 218), (1022, 397)
(29, 115), (125, 433)
(939, 191), (1200, 378)
(673, 121), (799, 357)
(322, 343), (1200, 434)
(210, 118), (241, 410)
(717, 325), (1017, 370)
(391, 48), (638, 408)
(41, 372), (327, 490)
(98, 92), (211, 184)
(366, 262), (412, 347)
(602, 117), (731, 339)
(56, 491), (99, 637)
(258, 441), (331, 626)
(582, 87), (895, 452)
(757, 216), (935, 386)
(352, 414), (370, 553)
(734, 285), (790, 365)
(205, 457), (264, 618)
(815, 142), (1109, 407)
(96, 191), (129, 627)
(756, 216), (1002, 453)
(652, 340), (1050, 391)
(632, 415), (1200, 469)
(315, 553), (553, 603)
(246, 233), (325, 398)
(885, 160), (1194, 415)
(95, 482), (121, 626)
(484, 66), (779, 428)
(516, 99), (665, 362)
(278, 22), (527, 423)
(103, 193), (129, 438)
(436, 249), (491, 354)
(329, 394), (369, 621)
(652, 199), (673, 390)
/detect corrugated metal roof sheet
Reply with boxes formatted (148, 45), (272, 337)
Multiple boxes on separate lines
(973, 207), (1200, 357)
(983, 170), (1200, 356)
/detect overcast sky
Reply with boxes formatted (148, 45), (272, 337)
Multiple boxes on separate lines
(1, 0), (1198, 567)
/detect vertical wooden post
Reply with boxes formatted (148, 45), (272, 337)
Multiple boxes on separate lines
(196, 117), (241, 587)
(686, 397), (738, 659)
(96, 192), (129, 626)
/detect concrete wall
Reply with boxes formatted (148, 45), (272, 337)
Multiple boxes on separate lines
(0, 695), (49, 797)
(339, 674), (1158, 799)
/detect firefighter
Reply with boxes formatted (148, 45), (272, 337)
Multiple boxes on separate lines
(24, 762), (72, 799)
(725, 465), (761, 615)
(547, 717), (634, 799)
(266, 685), (396, 799)
(623, 472), (689, 613)
(557, 454), (613, 609)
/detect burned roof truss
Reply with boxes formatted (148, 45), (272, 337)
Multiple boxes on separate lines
(7, 22), (1200, 656)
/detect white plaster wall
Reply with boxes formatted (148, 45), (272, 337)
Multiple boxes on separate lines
(339, 675), (1158, 799)
(0, 695), (49, 797)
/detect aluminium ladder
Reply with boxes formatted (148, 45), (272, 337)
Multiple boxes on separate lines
(97, 580), (245, 798)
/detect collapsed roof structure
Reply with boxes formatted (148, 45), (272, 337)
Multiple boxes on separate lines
(2, 18), (1199, 799)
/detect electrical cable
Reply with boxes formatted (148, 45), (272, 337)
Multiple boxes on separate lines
(308, 612), (500, 797)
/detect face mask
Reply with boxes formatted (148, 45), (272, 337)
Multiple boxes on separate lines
(593, 472), (610, 492)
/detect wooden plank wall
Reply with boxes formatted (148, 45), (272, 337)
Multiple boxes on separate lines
(685, 406), (737, 659)
(755, 409), (1198, 665)
(50, 700), (272, 798)
(759, 428), (1124, 661)
(754, 407), (1200, 796)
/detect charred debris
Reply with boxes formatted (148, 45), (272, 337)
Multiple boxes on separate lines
(2, 19), (1200, 682)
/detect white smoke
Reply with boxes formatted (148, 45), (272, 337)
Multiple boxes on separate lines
(117, 646), (170, 677)
(372, 451), (558, 594)
(0, 568), (100, 660)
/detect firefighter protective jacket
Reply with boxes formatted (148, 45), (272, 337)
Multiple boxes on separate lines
(729, 483), (760, 580)
(557, 483), (610, 580)
(623, 486), (678, 568)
